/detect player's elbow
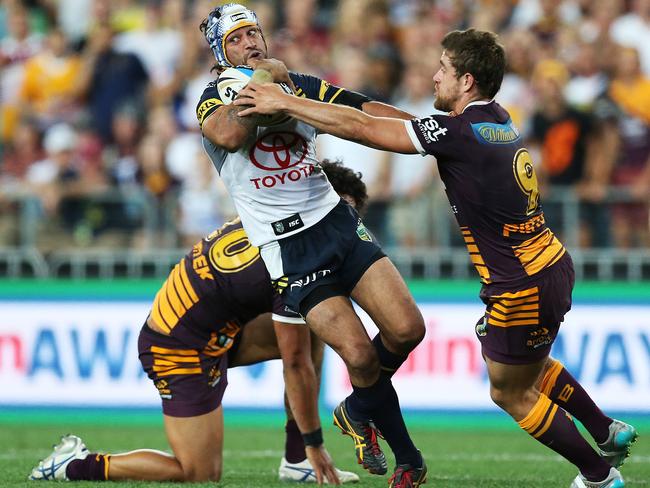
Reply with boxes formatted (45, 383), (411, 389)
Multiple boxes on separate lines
(211, 128), (246, 153)
(202, 117), (247, 153)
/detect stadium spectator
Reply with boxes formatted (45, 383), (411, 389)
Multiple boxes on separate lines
(0, 117), (43, 246)
(0, 3), (43, 143)
(74, 22), (149, 143)
(387, 61), (439, 248)
(1, 117), (44, 182)
(528, 59), (611, 248)
(26, 123), (107, 249)
(176, 150), (234, 247)
(496, 28), (539, 136)
(18, 28), (81, 128)
(113, 0), (183, 96)
(55, 0), (93, 45)
(609, 0), (650, 76)
(594, 46), (650, 248)
(133, 133), (180, 247)
(564, 41), (608, 110)
(317, 45), (393, 244)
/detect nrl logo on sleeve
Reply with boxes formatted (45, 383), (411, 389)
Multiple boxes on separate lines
(356, 219), (372, 242)
(417, 117), (448, 143)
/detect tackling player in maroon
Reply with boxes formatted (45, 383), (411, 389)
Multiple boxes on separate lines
(235, 28), (637, 488)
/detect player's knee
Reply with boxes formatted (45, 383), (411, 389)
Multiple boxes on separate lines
(489, 385), (527, 414)
(384, 315), (425, 353)
(341, 342), (379, 379)
(181, 463), (221, 482)
(489, 385), (509, 410)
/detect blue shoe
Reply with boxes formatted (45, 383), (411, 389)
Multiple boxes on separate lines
(598, 419), (638, 468)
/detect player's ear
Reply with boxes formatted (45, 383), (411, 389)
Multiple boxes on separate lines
(461, 72), (477, 94)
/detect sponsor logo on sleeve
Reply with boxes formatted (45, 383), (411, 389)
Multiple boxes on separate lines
(417, 117), (448, 143)
(470, 120), (520, 144)
(197, 98), (222, 126)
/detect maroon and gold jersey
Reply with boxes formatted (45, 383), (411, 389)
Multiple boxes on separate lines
(405, 100), (566, 287)
(149, 218), (301, 353)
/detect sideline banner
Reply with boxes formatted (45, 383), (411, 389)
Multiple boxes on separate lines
(0, 302), (285, 409)
(324, 304), (650, 412)
(1, 300), (649, 411)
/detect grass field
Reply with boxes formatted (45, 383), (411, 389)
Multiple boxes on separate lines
(1, 410), (648, 487)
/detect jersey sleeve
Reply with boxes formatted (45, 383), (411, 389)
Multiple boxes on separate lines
(196, 81), (225, 129)
(289, 72), (371, 108)
(271, 291), (305, 325)
(404, 114), (463, 159)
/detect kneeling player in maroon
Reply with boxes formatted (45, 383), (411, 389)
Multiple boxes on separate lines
(30, 161), (368, 485)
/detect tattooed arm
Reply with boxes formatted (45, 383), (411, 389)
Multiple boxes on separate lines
(202, 104), (260, 153)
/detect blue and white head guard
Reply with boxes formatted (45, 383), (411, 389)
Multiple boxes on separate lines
(200, 3), (266, 68)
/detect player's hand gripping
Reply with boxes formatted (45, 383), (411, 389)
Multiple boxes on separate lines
(234, 82), (288, 116)
(247, 57), (297, 92)
(306, 445), (341, 485)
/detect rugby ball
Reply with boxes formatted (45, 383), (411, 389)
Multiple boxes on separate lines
(217, 66), (293, 127)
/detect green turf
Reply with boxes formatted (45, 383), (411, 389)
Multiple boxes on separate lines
(3, 413), (648, 487)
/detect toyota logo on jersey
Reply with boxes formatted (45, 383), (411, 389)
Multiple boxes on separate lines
(249, 132), (308, 171)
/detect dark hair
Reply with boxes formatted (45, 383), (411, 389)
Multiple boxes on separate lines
(320, 159), (368, 216)
(441, 29), (506, 99)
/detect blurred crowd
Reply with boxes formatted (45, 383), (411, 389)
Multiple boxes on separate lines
(0, 0), (649, 252)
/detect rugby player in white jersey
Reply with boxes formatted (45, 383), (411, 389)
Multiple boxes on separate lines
(196, 4), (428, 487)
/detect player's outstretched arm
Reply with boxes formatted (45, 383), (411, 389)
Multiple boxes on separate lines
(235, 83), (419, 154)
(360, 100), (415, 121)
(273, 320), (341, 485)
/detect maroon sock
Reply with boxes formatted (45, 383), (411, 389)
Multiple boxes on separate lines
(66, 453), (110, 481)
(284, 420), (306, 463)
(541, 359), (612, 443)
(518, 394), (610, 482)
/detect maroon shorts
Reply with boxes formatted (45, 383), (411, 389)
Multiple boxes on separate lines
(476, 254), (575, 365)
(138, 325), (229, 417)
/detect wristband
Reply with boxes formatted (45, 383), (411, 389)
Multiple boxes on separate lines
(302, 427), (324, 447)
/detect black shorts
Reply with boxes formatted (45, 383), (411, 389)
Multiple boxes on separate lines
(476, 253), (575, 365)
(261, 199), (385, 317)
(138, 325), (229, 417)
